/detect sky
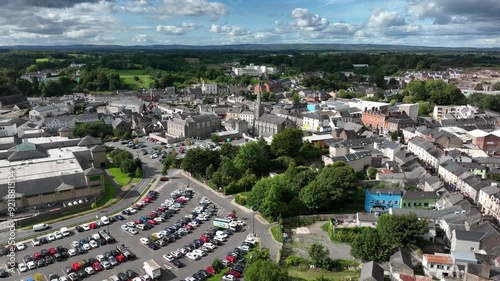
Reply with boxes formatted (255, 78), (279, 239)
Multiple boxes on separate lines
(0, 0), (499, 47)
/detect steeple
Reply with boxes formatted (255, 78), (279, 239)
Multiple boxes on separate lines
(254, 77), (263, 120)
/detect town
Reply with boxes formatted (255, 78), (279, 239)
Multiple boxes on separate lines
(0, 48), (498, 281)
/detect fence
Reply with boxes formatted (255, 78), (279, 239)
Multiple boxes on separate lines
(282, 213), (356, 225)
(14, 200), (94, 228)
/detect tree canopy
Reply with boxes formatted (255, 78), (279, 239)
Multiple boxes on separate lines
(271, 128), (304, 158)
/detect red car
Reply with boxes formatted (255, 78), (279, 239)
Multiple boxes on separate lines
(159, 177), (169, 181)
(147, 219), (157, 225)
(205, 266), (216, 275)
(200, 236), (210, 243)
(89, 222), (98, 229)
(149, 211), (158, 218)
(33, 252), (41, 260)
(225, 255), (236, 263)
(226, 213), (237, 219)
(183, 224), (193, 230)
(116, 254), (126, 263)
(93, 261), (103, 271)
(142, 198), (151, 204)
(134, 219), (142, 225)
(72, 262), (81, 271)
(145, 195), (154, 200)
(134, 203), (144, 209)
(48, 248), (56, 255)
(226, 270), (241, 278)
(156, 207), (166, 212)
(175, 198), (186, 204)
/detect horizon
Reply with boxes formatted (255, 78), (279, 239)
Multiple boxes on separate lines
(0, 0), (499, 48)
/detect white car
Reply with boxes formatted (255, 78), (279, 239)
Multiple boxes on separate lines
(132, 278), (142, 281)
(101, 260), (111, 269)
(96, 254), (106, 262)
(82, 243), (91, 251)
(47, 233), (56, 241)
(18, 263), (27, 272)
(154, 217), (164, 223)
(155, 232), (165, 239)
(128, 228), (138, 235)
(81, 224), (90, 231)
(71, 241), (80, 248)
(136, 224), (146, 230)
(216, 231), (228, 238)
(185, 252), (199, 260)
(237, 245), (250, 252)
(203, 243), (216, 250)
(59, 276), (68, 281)
(245, 238), (258, 245)
(31, 238), (41, 247)
(222, 275), (236, 281)
(236, 220), (246, 226)
(139, 237), (150, 245)
(188, 221), (199, 228)
(27, 261), (36, 270)
(126, 222), (136, 228)
(68, 249), (77, 256)
(192, 249), (206, 257)
(163, 253), (174, 262)
(128, 208), (138, 214)
(84, 266), (95, 275)
(89, 240), (99, 249)
(214, 236), (225, 243)
(197, 214), (208, 221)
(121, 224), (129, 231)
(16, 242), (25, 251)
(54, 231), (63, 239)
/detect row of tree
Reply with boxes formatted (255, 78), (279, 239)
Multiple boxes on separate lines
(73, 121), (113, 139)
(109, 149), (142, 177)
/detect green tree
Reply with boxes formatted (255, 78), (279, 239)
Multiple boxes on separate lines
(248, 248), (270, 264)
(244, 260), (288, 281)
(212, 156), (241, 187)
(291, 93), (300, 104)
(300, 162), (359, 210)
(391, 131), (399, 141)
(418, 101), (432, 116)
(309, 243), (333, 270)
(181, 147), (219, 176)
(135, 167), (143, 178)
(271, 128), (303, 158)
(233, 141), (267, 175)
(367, 167), (377, 180)
(211, 259), (223, 273)
(211, 134), (222, 143)
(220, 142), (240, 159)
(205, 164), (216, 180)
(474, 83), (484, 91)
(377, 213), (427, 248)
(350, 228), (389, 262)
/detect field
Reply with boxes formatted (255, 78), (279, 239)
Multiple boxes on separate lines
(107, 167), (131, 186)
(118, 69), (154, 90)
(36, 58), (66, 62)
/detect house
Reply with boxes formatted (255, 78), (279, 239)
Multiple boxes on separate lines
(328, 138), (375, 157)
(467, 129), (500, 154)
(360, 261), (384, 281)
(390, 249), (414, 280)
(462, 263), (500, 281)
(0, 94), (30, 110)
(356, 213), (378, 228)
(167, 113), (222, 139)
(386, 115), (417, 132)
(478, 185), (500, 222)
(364, 188), (402, 213)
(401, 191), (439, 209)
(111, 118), (131, 132)
(422, 253), (454, 278)
(407, 137), (450, 170)
(303, 112), (332, 132)
(374, 139), (401, 161)
(0, 118), (27, 137)
(254, 113), (296, 138)
(433, 131), (463, 149)
(323, 151), (373, 172)
(451, 230), (486, 252)
(29, 104), (67, 120)
(44, 114), (100, 131)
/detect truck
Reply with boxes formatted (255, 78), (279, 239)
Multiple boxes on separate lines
(213, 218), (231, 229)
(99, 229), (115, 243)
(33, 223), (49, 232)
(143, 259), (161, 279)
(60, 227), (70, 237)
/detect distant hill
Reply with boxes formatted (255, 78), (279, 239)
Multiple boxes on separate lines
(1, 43), (500, 53)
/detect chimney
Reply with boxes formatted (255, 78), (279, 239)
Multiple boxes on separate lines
(365, 107), (367, 112)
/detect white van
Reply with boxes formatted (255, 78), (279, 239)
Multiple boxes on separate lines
(33, 223), (49, 231)
(100, 216), (110, 225)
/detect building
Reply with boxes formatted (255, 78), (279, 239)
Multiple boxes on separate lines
(356, 213), (378, 228)
(466, 129), (500, 154)
(364, 188), (402, 213)
(0, 118), (27, 137)
(201, 82), (218, 95)
(0, 137), (106, 212)
(451, 230), (486, 252)
(360, 261), (384, 281)
(389, 249), (414, 281)
(478, 185), (500, 221)
(232, 64), (278, 76)
(401, 191), (439, 209)
(44, 114), (100, 131)
(302, 112), (332, 132)
(407, 137), (450, 170)
(167, 113), (222, 139)
(323, 151), (373, 172)
(433, 105), (477, 122)
(0, 94), (30, 111)
(29, 105), (67, 120)
(422, 253), (454, 279)
(254, 113), (296, 138)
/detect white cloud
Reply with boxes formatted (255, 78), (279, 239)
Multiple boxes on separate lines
(291, 8), (329, 31)
(208, 24), (248, 36)
(156, 22), (197, 35)
(133, 34), (149, 43)
(160, 0), (228, 20)
(367, 9), (406, 28)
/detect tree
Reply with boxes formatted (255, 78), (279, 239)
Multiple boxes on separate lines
(248, 248), (270, 264)
(367, 167), (377, 180)
(291, 93), (300, 104)
(309, 243), (333, 270)
(211, 134), (222, 143)
(162, 163), (168, 176)
(391, 131), (399, 141)
(244, 260), (288, 281)
(350, 228), (389, 262)
(377, 213), (427, 248)
(135, 167), (143, 178)
(300, 162), (359, 210)
(474, 83), (484, 91)
(212, 156), (241, 187)
(233, 141), (267, 175)
(271, 128), (303, 158)
(181, 147), (219, 176)
(220, 143), (240, 159)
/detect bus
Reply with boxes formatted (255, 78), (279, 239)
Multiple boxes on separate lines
(213, 218), (231, 229)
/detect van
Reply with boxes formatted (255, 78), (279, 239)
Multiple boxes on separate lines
(101, 216), (110, 225)
(33, 224), (49, 232)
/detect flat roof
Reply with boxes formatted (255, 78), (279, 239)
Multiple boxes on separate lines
(303, 134), (335, 142)
(26, 136), (70, 144)
(0, 146), (87, 185)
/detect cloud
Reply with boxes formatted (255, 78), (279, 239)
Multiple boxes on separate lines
(156, 23), (197, 35)
(159, 0), (228, 20)
(407, 0), (500, 24)
(367, 9), (406, 28)
(291, 8), (329, 31)
(133, 34), (149, 43)
(208, 24), (248, 36)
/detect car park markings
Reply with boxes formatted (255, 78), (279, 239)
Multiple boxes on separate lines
(163, 263), (176, 271)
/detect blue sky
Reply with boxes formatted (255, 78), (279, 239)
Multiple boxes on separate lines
(0, 0), (499, 47)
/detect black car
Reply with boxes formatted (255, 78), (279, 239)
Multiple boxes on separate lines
(40, 249), (49, 257)
(45, 255), (55, 265)
(145, 215), (154, 220)
(99, 238), (107, 246)
(75, 247), (85, 255)
(64, 267), (74, 274)
(0, 269), (9, 278)
(110, 250), (119, 257)
(117, 272), (128, 281)
(109, 216), (116, 223)
(147, 243), (159, 250)
(23, 255), (33, 263)
(144, 223), (154, 229)
(37, 259), (46, 267)
(171, 259), (185, 268)
(126, 270), (139, 279)
(115, 215), (125, 220)
(74, 226), (84, 232)
(198, 269), (211, 278)
(76, 270), (88, 279)
(88, 257), (98, 264)
(48, 273), (60, 281)
(0, 248), (7, 256)
(104, 251), (113, 259)
(57, 246), (67, 253)
(191, 273), (204, 281)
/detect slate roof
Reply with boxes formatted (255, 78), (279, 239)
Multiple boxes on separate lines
(84, 167), (103, 176)
(409, 137), (434, 151)
(257, 113), (289, 125)
(390, 249), (414, 274)
(329, 151), (372, 163)
(0, 173), (88, 198)
(58, 126), (72, 132)
(78, 136), (102, 147)
(0, 94), (29, 108)
(403, 191), (439, 200)
(7, 142), (48, 162)
(0, 118), (27, 127)
(34, 104), (59, 112)
(455, 230), (486, 242)
(90, 145), (106, 153)
(45, 113), (99, 123)
(360, 261), (384, 281)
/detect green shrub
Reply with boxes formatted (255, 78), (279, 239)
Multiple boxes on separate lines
(235, 193), (247, 205)
(332, 259), (359, 271)
(285, 255), (312, 267)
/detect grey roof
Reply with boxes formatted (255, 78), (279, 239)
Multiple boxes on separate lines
(0, 118), (27, 127)
(33, 104), (58, 112)
(357, 212), (378, 223)
(409, 137), (434, 151)
(0, 173), (88, 198)
(55, 182), (74, 191)
(403, 191), (439, 200)
(45, 113), (99, 123)
(390, 249), (413, 274)
(58, 126), (73, 132)
(360, 261), (384, 281)
(7, 142), (48, 162)
(257, 113), (289, 125)
(329, 138), (374, 148)
(455, 230), (486, 242)
(381, 139), (399, 150)
(78, 136), (102, 147)
(84, 167), (103, 176)
(329, 151), (372, 163)
(90, 145), (107, 153)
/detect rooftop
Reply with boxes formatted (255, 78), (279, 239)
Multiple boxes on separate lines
(423, 254), (453, 265)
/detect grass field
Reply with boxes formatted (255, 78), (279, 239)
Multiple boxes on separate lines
(97, 176), (117, 207)
(107, 167), (131, 186)
(36, 58), (66, 62)
(118, 69), (153, 90)
(270, 225), (283, 242)
(288, 268), (359, 281)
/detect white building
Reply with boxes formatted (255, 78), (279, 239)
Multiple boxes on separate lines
(433, 105), (477, 122)
(0, 118), (27, 137)
(201, 83), (218, 95)
(232, 64), (278, 77)
(29, 105), (67, 120)
(422, 253), (454, 279)
(44, 114), (100, 130)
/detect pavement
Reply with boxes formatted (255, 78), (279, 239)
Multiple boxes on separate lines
(0, 138), (281, 280)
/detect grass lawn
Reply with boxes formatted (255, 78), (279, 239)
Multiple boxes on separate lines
(270, 225), (283, 242)
(133, 177), (141, 184)
(288, 268), (359, 281)
(107, 167), (131, 186)
(118, 69), (153, 90)
(97, 176), (117, 207)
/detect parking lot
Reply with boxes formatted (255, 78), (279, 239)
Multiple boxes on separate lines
(1, 179), (253, 281)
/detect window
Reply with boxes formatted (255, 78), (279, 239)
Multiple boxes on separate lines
(437, 265), (444, 269)
(382, 200), (386, 204)
(424, 203), (429, 207)
(376, 192), (381, 196)
(370, 200), (374, 204)
(471, 247), (475, 251)
(89, 175), (101, 181)
(395, 201), (399, 205)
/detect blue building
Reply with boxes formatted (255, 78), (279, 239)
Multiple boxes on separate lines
(364, 188), (402, 213)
